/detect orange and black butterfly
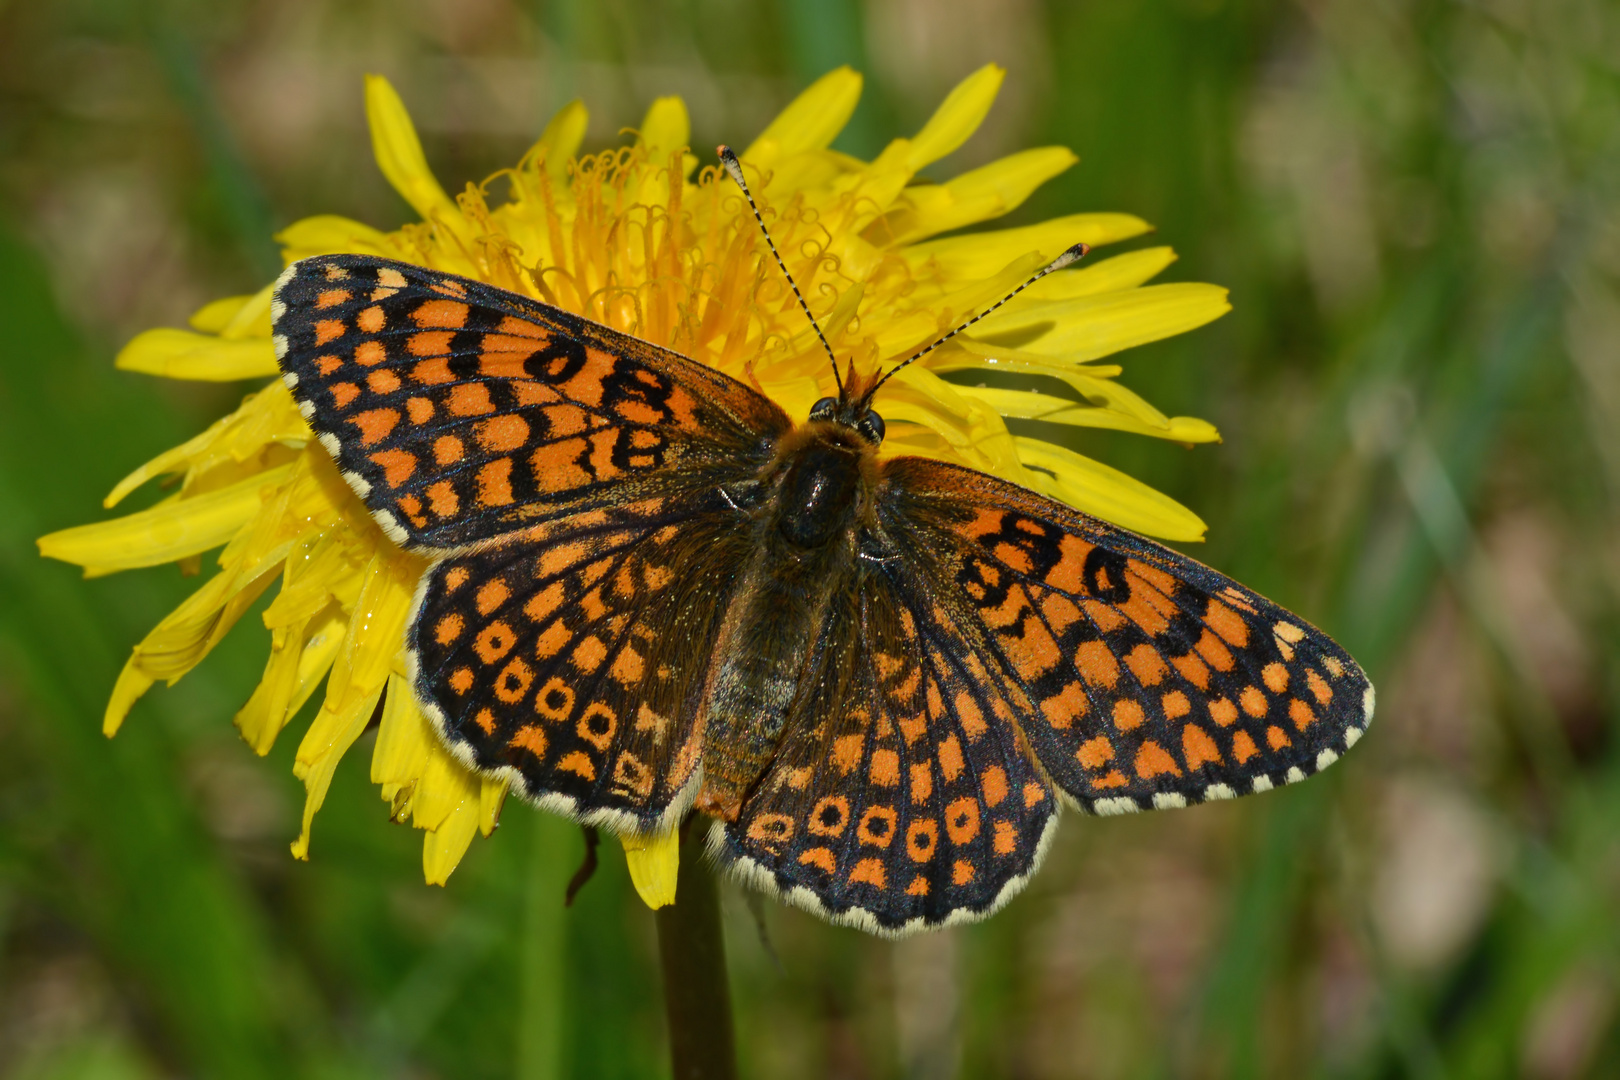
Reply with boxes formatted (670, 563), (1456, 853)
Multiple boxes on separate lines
(271, 149), (1372, 935)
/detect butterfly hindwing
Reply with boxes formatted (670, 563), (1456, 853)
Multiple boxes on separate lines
(411, 491), (753, 831)
(714, 568), (1058, 934)
(271, 254), (790, 549)
(875, 457), (1374, 815)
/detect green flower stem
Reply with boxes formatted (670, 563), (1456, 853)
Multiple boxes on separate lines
(517, 814), (570, 1080)
(654, 823), (737, 1080)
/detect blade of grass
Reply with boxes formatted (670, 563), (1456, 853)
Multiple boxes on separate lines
(146, 17), (281, 280)
(0, 227), (310, 1077)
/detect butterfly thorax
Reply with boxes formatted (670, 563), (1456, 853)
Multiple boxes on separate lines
(771, 420), (881, 547)
(693, 418), (880, 819)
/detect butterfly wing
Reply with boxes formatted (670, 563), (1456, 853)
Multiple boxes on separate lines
(873, 456), (1373, 814)
(717, 453), (1371, 933)
(272, 254), (791, 827)
(271, 254), (790, 550)
(412, 489), (753, 832)
(712, 564), (1059, 935)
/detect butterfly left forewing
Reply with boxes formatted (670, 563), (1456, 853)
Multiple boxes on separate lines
(272, 254), (789, 550)
(874, 457), (1373, 816)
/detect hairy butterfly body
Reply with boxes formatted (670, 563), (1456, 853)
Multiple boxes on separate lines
(272, 251), (1372, 935)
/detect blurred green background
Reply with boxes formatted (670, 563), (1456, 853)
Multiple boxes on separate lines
(3, 0), (1618, 1077)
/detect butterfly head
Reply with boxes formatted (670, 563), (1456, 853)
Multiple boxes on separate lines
(807, 396), (885, 445)
(809, 367), (886, 446)
(718, 143), (1087, 453)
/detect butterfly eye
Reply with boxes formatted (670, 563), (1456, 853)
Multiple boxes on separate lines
(858, 410), (886, 444)
(809, 397), (837, 421)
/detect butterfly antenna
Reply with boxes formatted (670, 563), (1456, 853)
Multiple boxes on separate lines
(717, 145), (842, 395)
(866, 243), (1092, 401)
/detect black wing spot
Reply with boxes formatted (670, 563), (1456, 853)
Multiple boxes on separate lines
(524, 337), (587, 382)
(1082, 546), (1131, 603)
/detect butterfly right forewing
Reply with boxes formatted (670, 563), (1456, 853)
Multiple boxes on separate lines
(874, 457), (1373, 815)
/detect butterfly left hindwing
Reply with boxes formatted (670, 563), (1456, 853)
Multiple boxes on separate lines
(411, 489), (752, 833)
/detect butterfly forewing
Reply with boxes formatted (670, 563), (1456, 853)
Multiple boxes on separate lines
(715, 573), (1057, 934)
(876, 458), (1373, 815)
(271, 254), (790, 549)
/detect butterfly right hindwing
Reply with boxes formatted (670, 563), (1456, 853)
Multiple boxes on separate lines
(714, 561), (1058, 934)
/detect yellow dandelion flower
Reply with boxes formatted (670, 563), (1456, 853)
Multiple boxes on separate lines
(38, 65), (1228, 900)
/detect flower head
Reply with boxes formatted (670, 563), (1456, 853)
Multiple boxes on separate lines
(39, 65), (1228, 897)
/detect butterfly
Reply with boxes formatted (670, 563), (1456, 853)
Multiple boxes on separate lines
(270, 150), (1372, 935)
